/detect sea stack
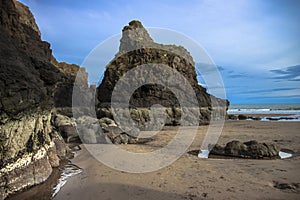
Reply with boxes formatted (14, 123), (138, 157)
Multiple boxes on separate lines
(96, 20), (229, 126)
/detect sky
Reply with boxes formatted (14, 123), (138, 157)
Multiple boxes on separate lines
(19, 0), (300, 104)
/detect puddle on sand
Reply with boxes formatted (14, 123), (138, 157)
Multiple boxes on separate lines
(198, 149), (209, 158)
(52, 163), (82, 198)
(279, 151), (293, 159)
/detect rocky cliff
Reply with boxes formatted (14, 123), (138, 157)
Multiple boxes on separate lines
(0, 0), (73, 198)
(51, 56), (89, 108)
(97, 20), (228, 126)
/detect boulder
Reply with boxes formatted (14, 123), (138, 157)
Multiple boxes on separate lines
(210, 140), (279, 159)
(102, 125), (153, 144)
(102, 126), (138, 144)
(76, 116), (105, 144)
(238, 114), (247, 120)
(52, 114), (79, 142)
(224, 140), (248, 157)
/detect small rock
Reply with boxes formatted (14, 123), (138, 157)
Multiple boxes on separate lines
(202, 193), (208, 197)
(248, 116), (261, 120)
(274, 182), (298, 190)
(70, 145), (81, 151)
(99, 117), (117, 128)
(238, 114), (247, 120)
(228, 114), (238, 120)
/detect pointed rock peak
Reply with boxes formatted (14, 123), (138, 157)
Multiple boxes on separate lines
(122, 20), (144, 31)
(119, 20), (154, 53)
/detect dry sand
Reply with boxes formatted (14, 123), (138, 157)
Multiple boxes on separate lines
(53, 120), (300, 199)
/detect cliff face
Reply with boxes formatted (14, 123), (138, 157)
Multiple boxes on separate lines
(51, 56), (89, 108)
(0, 0), (52, 62)
(97, 20), (228, 125)
(0, 0), (68, 198)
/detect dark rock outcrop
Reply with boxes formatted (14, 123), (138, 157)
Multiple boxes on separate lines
(97, 20), (229, 126)
(0, 0), (71, 198)
(210, 140), (279, 159)
(51, 56), (90, 109)
(238, 114), (247, 120)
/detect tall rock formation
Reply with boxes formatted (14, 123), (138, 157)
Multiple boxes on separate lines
(97, 20), (228, 125)
(51, 56), (89, 109)
(0, 0), (82, 198)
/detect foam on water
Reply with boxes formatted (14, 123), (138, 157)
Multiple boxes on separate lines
(52, 163), (82, 198)
(228, 104), (300, 115)
(228, 104), (300, 122)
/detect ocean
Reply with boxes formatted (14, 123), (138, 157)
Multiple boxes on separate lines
(228, 104), (300, 121)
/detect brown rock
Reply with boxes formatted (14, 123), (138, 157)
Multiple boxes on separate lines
(210, 140), (279, 159)
(224, 140), (248, 157)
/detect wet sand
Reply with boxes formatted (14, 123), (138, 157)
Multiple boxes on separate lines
(54, 120), (300, 199)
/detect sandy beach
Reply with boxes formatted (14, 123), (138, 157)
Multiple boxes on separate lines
(50, 120), (300, 200)
(1, 1), (299, 200)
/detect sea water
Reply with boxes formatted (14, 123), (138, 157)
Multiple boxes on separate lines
(227, 104), (300, 121)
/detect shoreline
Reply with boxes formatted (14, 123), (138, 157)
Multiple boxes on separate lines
(228, 113), (300, 122)
(230, 113), (295, 117)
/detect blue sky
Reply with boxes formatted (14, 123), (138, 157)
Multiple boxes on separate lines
(19, 0), (300, 104)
